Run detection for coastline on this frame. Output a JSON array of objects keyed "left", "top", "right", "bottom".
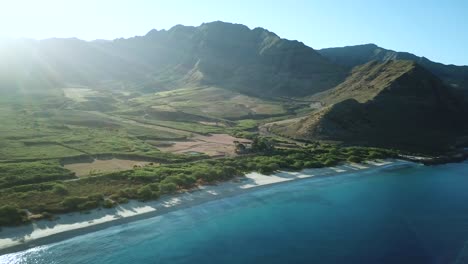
[{"left": 0, "top": 159, "right": 415, "bottom": 255}]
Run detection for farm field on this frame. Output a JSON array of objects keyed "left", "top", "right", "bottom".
[
  {"left": 64, "top": 158, "right": 154, "bottom": 177},
  {"left": 156, "top": 133, "right": 252, "bottom": 157},
  {"left": 0, "top": 85, "right": 309, "bottom": 179}
]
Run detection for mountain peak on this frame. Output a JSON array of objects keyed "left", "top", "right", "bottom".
[
  {"left": 145, "top": 28, "right": 163, "bottom": 37},
  {"left": 0, "top": 21, "right": 346, "bottom": 97},
  {"left": 200, "top": 20, "right": 250, "bottom": 29},
  {"left": 273, "top": 59, "right": 464, "bottom": 151},
  {"left": 318, "top": 43, "right": 468, "bottom": 93},
  {"left": 350, "top": 43, "right": 379, "bottom": 49}
]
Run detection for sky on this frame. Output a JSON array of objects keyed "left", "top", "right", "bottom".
[{"left": 0, "top": 0, "right": 467, "bottom": 65}]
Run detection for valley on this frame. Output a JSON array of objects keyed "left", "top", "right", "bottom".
[{"left": 0, "top": 21, "right": 467, "bottom": 231}]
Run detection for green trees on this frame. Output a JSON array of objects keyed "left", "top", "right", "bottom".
[
  {"left": 234, "top": 141, "right": 247, "bottom": 154},
  {"left": 0, "top": 142, "right": 398, "bottom": 227},
  {"left": 367, "top": 151, "right": 384, "bottom": 160},
  {"left": 292, "top": 161, "right": 304, "bottom": 170},
  {"left": 304, "top": 161, "right": 323, "bottom": 168},
  {"left": 0, "top": 205, "right": 28, "bottom": 226},
  {"left": 102, "top": 199, "right": 116, "bottom": 208},
  {"left": 137, "top": 185, "right": 156, "bottom": 201},
  {"left": 159, "top": 181, "right": 178, "bottom": 194},
  {"left": 257, "top": 162, "right": 279, "bottom": 174},
  {"left": 323, "top": 158, "right": 338, "bottom": 167},
  {"left": 52, "top": 184, "right": 69, "bottom": 195},
  {"left": 347, "top": 155, "right": 362, "bottom": 163},
  {"left": 78, "top": 201, "right": 99, "bottom": 211},
  {"left": 164, "top": 174, "right": 197, "bottom": 189},
  {"left": 62, "top": 196, "right": 87, "bottom": 210},
  {"left": 118, "top": 188, "right": 138, "bottom": 199},
  {"left": 0, "top": 161, "right": 76, "bottom": 189},
  {"left": 251, "top": 137, "right": 275, "bottom": 153},
  {"left": 61, "top": 196, "right": 102, "bottom": 211},
  {"left": 196, "top": 165, "right": 241, "bottom": 181}
]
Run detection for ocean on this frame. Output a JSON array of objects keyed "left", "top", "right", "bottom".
[{"left": 2, "top": 162, "right": 468, "bottom": 264}]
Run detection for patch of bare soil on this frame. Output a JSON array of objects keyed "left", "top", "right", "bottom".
[
  {"left": 64, "top": 158, "right": 153, "bottom": 177},
  {"left": 157, "top": 134, "right": 251, "bottom": 157},
  {"left": 198, "top": 121, "right": 226, "bottom": 127}
]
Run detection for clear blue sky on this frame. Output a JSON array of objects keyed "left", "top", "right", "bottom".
[{"left": 1, "top": 0, "right": 467, "bottom": 65}]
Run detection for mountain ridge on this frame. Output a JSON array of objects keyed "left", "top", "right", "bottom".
[
  {"left": 0, "top": 21, "right": 466, "bottom": 152},
  {"left": 271, "top": 60, "right": 467, "bottom": 151},
  {"left": 0, "top": 21, "right": 347, "bottom": 97},
  {"left": 318, "top": 44, "right": 468, "bottom": 96}
]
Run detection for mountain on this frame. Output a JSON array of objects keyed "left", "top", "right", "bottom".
[
  {"left": 0, "top": 21, "right": 346, "bottom": 97},
  {"left": 1, "top": 22, "right": 466, "bottom": 152},
  {"left": 318, "top": 44, "right": 468, "bottom": 96},
  {"left": 271, "top": 60, "right": 467, "bottom": 152}
]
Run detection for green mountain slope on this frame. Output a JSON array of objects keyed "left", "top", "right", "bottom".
[
  {"left": 0, "top": 21, "right": 346, "bottom": 97},
  {"left": 272, "top": 60, "right": 467, "bottom": 152},
  {"left": 318, "top": 44, "right": 468, "bottom": 97}
]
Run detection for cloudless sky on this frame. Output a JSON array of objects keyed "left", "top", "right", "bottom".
[{"left": 0, "top": 0, "right": 467, "bottom": 65}]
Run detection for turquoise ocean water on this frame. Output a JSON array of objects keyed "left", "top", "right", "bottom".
[{"left": 2, "top": 162, "right": 468, "bottom": 264}]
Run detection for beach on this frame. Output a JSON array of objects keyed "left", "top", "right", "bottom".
[{"left": 0, "top": 159, "right": 413, "bottom": 255}]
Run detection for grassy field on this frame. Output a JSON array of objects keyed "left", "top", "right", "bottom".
[
  {"left": 0, "top": 85, "right": 328, "bottom": 226},
  {"left": 127, "top": 87, "right": 290, "bottom": 120},
  {"left": 0, "top": 84, "right": 314, "bottom": 162}
]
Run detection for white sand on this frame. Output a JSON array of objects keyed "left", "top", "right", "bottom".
[{"left": 0, "top": 159, "right": 413, "bottom": 254}]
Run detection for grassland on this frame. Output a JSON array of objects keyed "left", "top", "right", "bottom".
[
  {"left": 0, "top": 85, "right": 363, "bottom": 226},
  {"left": 128, "top": 87, "right": 289, "bottom": 120},
  {"left": 0, "top": 84, "right": 305, "bottom": 162},
  {"left": 0, "top": 161, "right": 76, "bottom": 189}
]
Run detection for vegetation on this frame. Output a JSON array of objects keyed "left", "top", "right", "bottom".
[
  {"left": 0, "top": 161, "right": 76, "bottom": 189},
  {"left": 273, "top": 60, "right": 467, "bottom": 153},
  {"left": 0, "top": 141, "right": 399, "bottom": 226},
  {"left": 318, "top": 43, "right": 468, "bottom": 96},
  {"left": 52, "top": 183, "right": 69, "bottom": 195},
  {"left": 0, "top": 205, "right": 28, "bottom": 226},
  {"left": 1, "top": 20, "right": 461, "bottom": 230}
]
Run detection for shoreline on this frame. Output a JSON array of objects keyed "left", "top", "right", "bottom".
[{"left": 0, "top": 159, "right": 415, "bottom": 255}]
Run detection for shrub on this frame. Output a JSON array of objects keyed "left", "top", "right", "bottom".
[
  {"left": 137, "top": 185, "right": 154, "bottom": 201},
  {"left": 88, "top": 194, "right": 104, "bottom": 202},
  {"left": 323, "top": 159, "right": 338, "bottom": 167},
  {"left": 109, "top": 194, "right": 130, "bottom": 204},
  {"left": 347, "top": 156, "right": 362, "bottom": 163},
  {"left": 41, "top": 211, "right": 55, "bottom": 220},
  {"left": 119, "top": 188, "right": 138, "bottom": 199},
  {"left": 304, "top": 161, "right": 323, "bottom": 168},
  {"left": 159, "top": 181, "right": 177, "bottom": 194},
  {"left": 103, "top": 199, "right": 116, "bottom": 208},
  {"left": 78, "top": 200, "right": 99, "bottom": 211},
  {"left": 367, "top": 151, "right": 383, "bottom": 160},
  {"left": 148, "top": 183, "right": 160, "bottom": 192},
  {"left": 292, "top": 161, "right": 304, "bottom": 170},
  {"left": 62, "top": 196, "right": 87, "bottom": 210},
  {"left": 174, "top": 174, "right": 197, "bottom": 188},
  {"left": 258, "top": 166, "right": 273, "bottom": 174},
  {"left": 267, "top": 163, "right": 279, "bottom": 172},
  {"left": 117, "top": 197, "right": 129, "bottom": 204},
  {"left": 0, "top": 205, "right": 28, "bottom": 226},
  {"left": 52, "top": 184, "right": 69, "bottom": 195}
]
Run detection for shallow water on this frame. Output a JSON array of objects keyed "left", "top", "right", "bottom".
[{"left": 2, "top": 162, "right": 468, "bottom": 264}]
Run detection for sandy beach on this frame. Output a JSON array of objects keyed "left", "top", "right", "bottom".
[{"left": 0, "top": 159, "right": 415, "bottom": 255}]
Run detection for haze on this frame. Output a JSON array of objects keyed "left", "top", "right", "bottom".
[{"left": 0, "top": 0, "right": 467, "bottom": 65}]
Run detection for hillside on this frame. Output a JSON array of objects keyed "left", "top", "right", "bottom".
[
  {"left": 271, "top": 60, "right": 467, "bottom": 152},
  {"left": 1, "top": 22, "right": 467, "bottom": 155},
  {"left": 0, "top": 21, "right": 346, "bottom": 97},
  {"left": 318, "top": 44, "right": 468, "bottom": 97},
  {"left": 1, "top": 21, "right": 348, "bottom": 165}
]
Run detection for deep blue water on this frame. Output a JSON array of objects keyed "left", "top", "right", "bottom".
[{"left": 2, "top": 162, "right": 468, "bottom": 264}]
